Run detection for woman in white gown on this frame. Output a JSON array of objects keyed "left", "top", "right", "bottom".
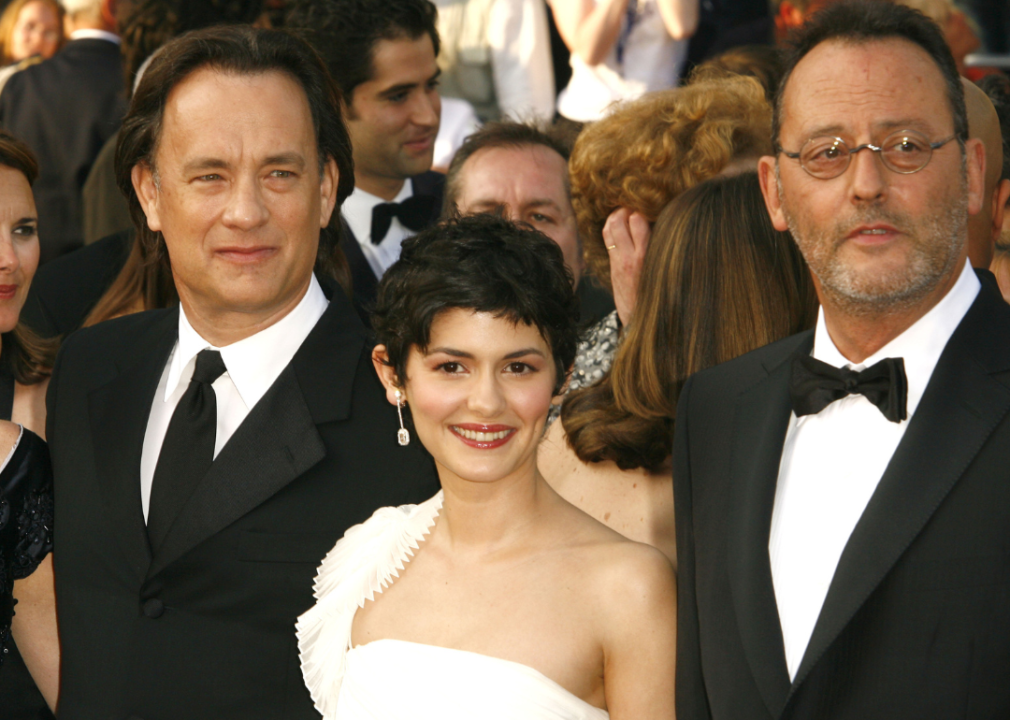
[{"left": 297, "top": 215, "right": 677, "bottom": 719}]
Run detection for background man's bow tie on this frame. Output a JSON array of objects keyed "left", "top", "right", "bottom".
[
  {"left": 370, "top": 194, "right": 437, "bottom": 244},
  {"left": 790, "top": 354, "right": 908, "bottom": 423}
]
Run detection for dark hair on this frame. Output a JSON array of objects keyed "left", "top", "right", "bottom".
[
  {"left": 562, "top": 173, "right": 817, "bottom": 472},
  {"left": 978, "top": 73, "right": 1010, "bottom": 185},
  {"left": 285, "top": 0, "right": 439, "bottom": 102},
  {"left": 120, "top": 0, "right": 266, "bottom": 95},
  {"left": 442, "top": 120, "right": 572, "bottom": 217},
  {"left": 115, "top": 24, "right": 355, "bottom": 282},
  {"left": 772, "top": 0, "right": 968, "bottom": 149},
  {"left": 688, "top": 45, "right": 786, "bottom": 102},
  {"left": 373, "top": 214, "right": 580, "bottom": 395},
  {"left": 0, "top": 130, "right": 56, "bottom": 384}
]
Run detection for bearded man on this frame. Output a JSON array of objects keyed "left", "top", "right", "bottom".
[{"left": 673, "top": 2, "right": 1010, "bottom": 719}]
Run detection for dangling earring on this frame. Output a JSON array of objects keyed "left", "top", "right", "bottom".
[{"left": 395, "top": 389, "right": 410, "bottom": 446}]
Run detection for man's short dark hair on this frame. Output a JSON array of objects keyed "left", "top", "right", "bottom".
[
  {"left": 772, "top": 0, "right": 968, "bottom": 150},
  {"left": 285, "top": 0, "right": 439, "bottom": 103},
  {"left": 978, "top": 73, "right": 1010, "bottom": 184},
  {"left": 115, "top": 24, "right": 355, "bottom": 273},
  {"left": 373, "top": 214, "right": 580, "bottom": 396},
  {"left": 442, "top": 121, "right": 572, "bottom": 217}
]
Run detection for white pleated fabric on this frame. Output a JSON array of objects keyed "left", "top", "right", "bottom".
[{"left": 296, "top": 491, "right": 610, "bottom": 720}]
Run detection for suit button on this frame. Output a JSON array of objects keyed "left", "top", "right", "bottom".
[{"left": 142, "top": 599, "right": 164, "bottom": 618}]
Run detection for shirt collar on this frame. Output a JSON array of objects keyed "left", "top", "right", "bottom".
[
  {"left": 69, "top": 29, "right": 121, "bottom": 44},
  {"left": 813, "top": 260, "right": 980, "bottom": 417},
  {"left": 342, "top": 180, "right": 412, "bottom": 245},
  {"left": 165, "top": 275, "right": 329, "bottom": 409}
]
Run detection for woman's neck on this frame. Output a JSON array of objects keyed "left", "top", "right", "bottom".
[{"left": 433, "top": 460, "right": 554, "bottom": 556}]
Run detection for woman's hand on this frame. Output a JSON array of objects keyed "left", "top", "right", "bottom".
[
  {"left": 11, "top": 553, "right": 59, "bottom": 712},
  {"left": 603, "top": 207, "right": 651, "bottom": 326}
]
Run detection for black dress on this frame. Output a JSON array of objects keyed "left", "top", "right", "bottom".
[{"left": 0, "top": 364, "right": 55, "bottom": 720}]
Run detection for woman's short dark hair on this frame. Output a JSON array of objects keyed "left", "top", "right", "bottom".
[
  {"left": 373, "top": 214, "right": 580, "bottom": 395},
  {"left": 773, "top": 0, "right": 968, "bottom": 149},
  {"left": 115, "top": 24, "right": 355, "bottom": 268}
]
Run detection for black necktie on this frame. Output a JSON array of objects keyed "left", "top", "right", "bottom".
[
  {"left": 370, "top": 194, "right": 437, "bottom": 244},
  {"left": 147, "top": 349, "right": 227, "bottom": 549},
  {"left": 790, "top": 354, "right": 908, "bottom": 423}
]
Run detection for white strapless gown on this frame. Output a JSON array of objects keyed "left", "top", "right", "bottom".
[{"left": 296, "top": 492, "right": 610, "bottom": 720}]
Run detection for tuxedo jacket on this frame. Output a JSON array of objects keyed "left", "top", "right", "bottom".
[
  {"left": 340, "top": 171, "right": 444, "bottom": 325},
  {"left": 673, "top": 271, "right": 1010, "bottom": 720},
  {"left": 0, "top": 38, "right": 126, "bottom": 263},
  {"left": 46, "top": 291, "right": 440, "bottom": 720}
]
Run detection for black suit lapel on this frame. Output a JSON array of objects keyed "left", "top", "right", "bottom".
[
  {"left": 87, "top": 309, "right": 178, "bottom": 580},
  {"left": 791, "top": 276, "right": 1010, "bottom": 691},
  {"left": 727, "top": 334, "right": 811, "bottom": 718},
  {"left": 147, "top": 296, "right": 367, "bottom": 578}
]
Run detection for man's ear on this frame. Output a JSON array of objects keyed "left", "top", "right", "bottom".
[
  {"left": 758, "top": 155, "right": 789, "bottom": 232},
  {"left": 965, "top": 138, "right": 986, "bottom": 217},
  {"left": 992, "top": 178, "right": 1010, "bottom": 243},
  {"left": 371, "top": 345, "right": 402, "bottom": 406},
  {"left": 132, "top": 162, "right": 162, "bottom": 232},
  {"left": 319, "top": 157, "right": 339, "bottom": 228}
]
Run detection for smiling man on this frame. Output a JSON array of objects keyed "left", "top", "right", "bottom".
[
  {"left": 674, "top": 2, "right": 1010, "bottom": 719},
  {"left": 288, "top": 0, "right": 443, "bottom": 320},
  {"left": 45, "top": 26, "right": 437, "bottom": 720}
]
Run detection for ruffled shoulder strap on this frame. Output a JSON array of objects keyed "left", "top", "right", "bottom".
[{"left": 296, "top": 491, "right": 443, "bottom": 719}]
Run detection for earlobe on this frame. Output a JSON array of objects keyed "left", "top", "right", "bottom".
[
  {"left": 758, "top": 156, "right": 789, "bottom": 232},
  {"left": 132, "top": 163, "right": 162, "bottom": 232}
]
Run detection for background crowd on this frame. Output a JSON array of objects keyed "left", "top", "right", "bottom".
[{"left": 0, "top": 0, "right": 1006, "bottom": 718}]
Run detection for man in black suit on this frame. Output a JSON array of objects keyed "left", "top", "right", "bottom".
[
  {"left": 0, "top": 0, "right": 125, "bottom": 263},
  {"left": 287, "top": 0, "right": 444, "bottom": 323},
  {"left": 674, "top": 3, "right": 1010, "bottom": 718},
  {"left": 46, "top": 26, "right": 438, "bottom": 719}
]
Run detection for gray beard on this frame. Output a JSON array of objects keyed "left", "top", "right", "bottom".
[{"left": 779, "top": 176, "right": 968, "bottom": 318}]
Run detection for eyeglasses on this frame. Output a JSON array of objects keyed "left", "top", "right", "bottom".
[{"left": 777, "top": 130, "right": 958, "bottom": 179}]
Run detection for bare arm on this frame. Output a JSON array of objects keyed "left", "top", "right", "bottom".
[
  {"left": 600, "top": 546, "right": 677, "bottom": 718},
  {"left": 656, "top": 0, "right": 699, "bottom": 41},
  {"left": 549, "top": 0, "right": 630, "bottom": 67},
  {"left": 11, "top": 553, "right": 59, "bottom": 711}
]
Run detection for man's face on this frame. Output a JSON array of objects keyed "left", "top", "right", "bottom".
[
  {"left": 759, "top": 39, "right": 984, "bottom": 316},
  {"left": 345, "top": 34, "right": 441, "bottom": 197},
  {"left": 133, "top": 68, "right": 338, "bottom": 328},
  {"left": 455, "top": 144, "right": 582, "bottom": 286}
]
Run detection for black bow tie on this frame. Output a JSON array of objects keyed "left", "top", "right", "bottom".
[
  {"left": 790, "top": 354, "right": 908, "bottom": 423},
  {"left": 370, "top": 194, "right": 437, "bottom": 244}
]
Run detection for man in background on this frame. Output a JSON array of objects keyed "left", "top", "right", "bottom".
[{"left": 288, "top": 0, "right": 443, "bottom": 321}]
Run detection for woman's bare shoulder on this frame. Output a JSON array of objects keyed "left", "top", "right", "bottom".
[{"left": 0, "top": 419, "right": 21, "bottom": 458}]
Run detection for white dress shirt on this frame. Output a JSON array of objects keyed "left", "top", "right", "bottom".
[
  {"left": 139, "top": 276, "right": 328, "bottom": 521},
  {"left": 769, "top": 261, "right": 979, "bottom": 680},
  {"left": 68, "top": 29, "right": 121, "bottom": 44},
  {"left": 342, "top": 182, "right": 414, "bottom": 279}
]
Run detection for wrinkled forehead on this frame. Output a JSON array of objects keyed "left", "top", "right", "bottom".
[
  {"left": 780, "top": 38, "right": 955, "bottom": 142},
  {"left": 462, "top": 144, "right": 572, "bottom": 205}
]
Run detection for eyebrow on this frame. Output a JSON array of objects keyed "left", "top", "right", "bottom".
[
  {"left": 379, "top": 68, "right": 441, "bottom": 98},
  {"left": 181, "top": 153, "right": 307, "bottom": 175},
  {"left": 427, "top": 346, "right": 547, "bottom": 360},
  {"left": 802, "top": 118, "right": 939, "bottom": 139},
  {"left": 469, "top": 198, "right": 562, "bottom": 212},
  {"left": 15, "top": 216, "right": 37, "bottom": 224}
]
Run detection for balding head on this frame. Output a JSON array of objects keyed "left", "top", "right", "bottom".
[{"left": 964, "top": 78, "right": 1010, "bottom": 268}]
